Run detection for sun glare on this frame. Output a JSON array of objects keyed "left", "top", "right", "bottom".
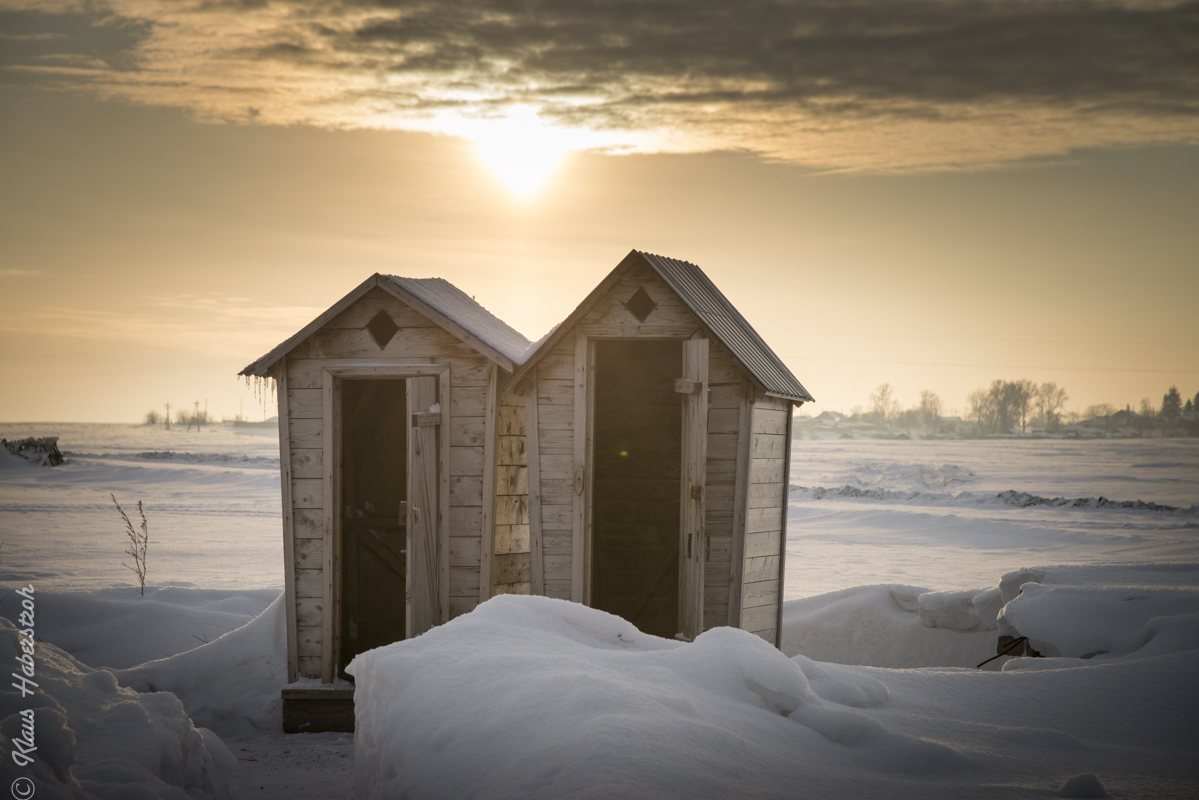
[{"left": 471, "top": 106, "right": 570, "bottom": 199}]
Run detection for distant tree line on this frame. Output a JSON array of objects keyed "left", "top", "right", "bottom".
[
  {"left": 967, "top": 380, "right": 1068, "bottom": 434},
  {"left": 964, "top": 381, "right": 1196, "bottom": 436},
  {"left": 839, "top": 382, "right": 1197, "bottom": 438},
  {"left": 142, "top": 401, "right": 212, "bottom": 431}
]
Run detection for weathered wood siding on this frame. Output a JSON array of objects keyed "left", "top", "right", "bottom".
[
  {"left": 535, "top": 337, "right": 576, "bottom": 600},
  {"left": 739, "top": 393, "right": 790, "bottom": 643},
  {"left": 282, "top": 287, "right": 494, "bottom": 679},
  {"left": 702, "top": 343, "right": 745, "bottom": 632},
  {"left": 492, "top": 381, "right": 531, "bottom": 595}
]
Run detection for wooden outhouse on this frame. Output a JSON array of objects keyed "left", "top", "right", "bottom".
[
  {"left": 240, "top": 274, "right": 537, "bottom": 730},
  {"left": 507, "top": 250, "right": 813, "bottom": 645},
  {"left": 243, "top": 252, "right": 811, "bottom": 731}
]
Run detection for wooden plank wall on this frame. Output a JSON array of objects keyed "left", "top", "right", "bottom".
[
  {"left": 282, "top": 287, "right": 494, "bottom": 679},
  {"left": 739, "top": 394, "right": 790, "bottom": 642},
  {"left": 492, "top": 382, "right": 531, "bottom": 595},
  {"left": 702, "top": 341, "right": 745, "bottom": 631},
  {"left": 535, "top": 338, "right": 576, "bottom": 600}
]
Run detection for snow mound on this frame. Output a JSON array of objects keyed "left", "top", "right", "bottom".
[
  {"left": 0, "top": 616, "right": 234, "bottom": 799},
  {"left": 780, "top": 585, "right": 999, "bottom": 668},
  {"left": 348, "top": 595, "right": 969, "bottom": 800},
  {"left": 997, "top": 564, "right": 1199, "bottom": 667},
  {"left": 0, "top": 587, "right": 279, "bottom": 669},
  {"left": 114, "top": 592, "right": 287, "bottom": 737}
]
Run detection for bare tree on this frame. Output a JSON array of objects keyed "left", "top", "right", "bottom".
[
  {"left": 1012, "top": 379, "right": 1035, "bottom": 433},
  {"left": 869, "top": 383, "right": 900, "bottom": 432},
  {"left": 1034, "top": 383, "right": 1069, "bottom": 431},
  {"left": 1139, "top": 398, "right": 1157, "bottom": 417},
  {"left": 918, "top": 390, "right": 943, "bottom": 433}
]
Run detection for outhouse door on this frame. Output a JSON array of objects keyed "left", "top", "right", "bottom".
[
  {"left": 588, "top": 336, "right": 709, "bottom": 641},
  {"left": 677, "top": 337, "right": 709, "bottom": 640},
  {"left": 406, "top": 375, "right": 441, "bottom": 638}
]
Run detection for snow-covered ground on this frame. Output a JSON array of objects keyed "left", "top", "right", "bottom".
[
  {"left": 786, "top": 438, "right": 1198, "bottom": 597},
  {"left": 1, "top": 424, "right": 1197, "bottom": 798},
  {"left": 0, "top": 423, "right": 283, "bottom": 591}
]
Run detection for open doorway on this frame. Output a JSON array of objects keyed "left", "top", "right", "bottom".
[
  {"left": 338, "top": 379, "right": 407, "bottom": 680},
  {"left": 590, "top": 340, "right": 682, "bottom": 638}
]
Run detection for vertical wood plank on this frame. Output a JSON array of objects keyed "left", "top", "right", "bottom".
[
  {"left": 440, "top": 368, "right": 452, "bottom": 623},
  {"left": 571, "top": 330, "right": 588, "bottom": 604},
  {"left": 320, "top": 368, "right": 336, "bottom": 683},
  {"left": 277, "top": 365, "right": 299, "bottom": 683},
  {"left": 727, "top": 379, "right": 754, "bottom": 628},
  {"left": 408, "top": 375, "right": 442, "bottom": 636},
  {"left": 480, "top": 363, "right": 498, "bottom": 602},
  {"left": 775, "top": 405, "right": 794, "bottom": 649},
  {"left": 525, "top": 371, "right": 544, "bottom": 595},
  {"left": 679, "top": 337, "right": 709, "bottom": 640}
]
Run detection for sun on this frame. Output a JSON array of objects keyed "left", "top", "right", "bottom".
[{"left": 471, "top": 106, "right": 570, "bottom": 199}]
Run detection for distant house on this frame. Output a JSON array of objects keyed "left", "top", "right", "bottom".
[{"left": 241, "top": 250, "right": 813, "bottom": 732}]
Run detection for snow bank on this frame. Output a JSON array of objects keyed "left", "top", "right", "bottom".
[
  {"left": 348, "top": 595, "right": 969, "bottom": 800},
  {"left": 996, "top": 563, "right": 1199, "bottom": 668},
  {"left": 0, "top": 587, "right": 279, "bottom": 669},
  {"left": 780, "top": 585, "right": 999, "bottom": 668},
  {"left": 0, "top": 616, "right": 234, "bottom": 799},
  {"left": 115, "top": 592, "right": 287, "bottom": 737}
]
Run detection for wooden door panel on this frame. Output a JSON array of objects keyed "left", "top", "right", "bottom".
[
  {"left": 407, "top": 376, "right": 441, "bottom": 637},
  {"left": 678, "top": 338, "right": 709, "bottom": 640}
]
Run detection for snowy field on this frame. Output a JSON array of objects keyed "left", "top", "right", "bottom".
[{"left": 1, "top": 424, "right": 1197, "bottom": 798}]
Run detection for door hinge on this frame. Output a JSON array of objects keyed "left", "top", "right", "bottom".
[{"left": 413, "top": 411, "right": 441, "bottom": 427}]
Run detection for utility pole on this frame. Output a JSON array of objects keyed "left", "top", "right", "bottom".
[
  {"left": 193, "top": 400, "right": 201, "bottom": 432},
  {"left": 164, "top": 403, "right": 171, "bottom": 431}
]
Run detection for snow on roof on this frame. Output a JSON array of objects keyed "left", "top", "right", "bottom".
[
  {"left": 240, "top": 274, "right": 534, "bottom": 377},
  {"left": 383, "top": 276, "right": 533, "bottom": 366}
]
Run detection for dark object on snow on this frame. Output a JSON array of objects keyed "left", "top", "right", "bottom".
[
  {"left": 1056, "top": 773, "right": 1112, "bottom": 798},
  {"left": 2, "top": 436, "right": 64, "bottom": 466},
  {"left": 977, "top": 636, "right": 1043, "bottom": 668}
]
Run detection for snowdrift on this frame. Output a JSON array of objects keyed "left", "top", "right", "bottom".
[
  {"left": 0, "top": 615, "right": 234, "bottom": 799},
  {"left": 0, "top": 587, "right": 279, "bottom": 670},
  {"left": 780, "top": 584, "right": 1000, "bottom": 667},
  {"left": 348, "top": 593, "right": 1199, "bottom": 799},
  {"left": 997, "top": 563, "right": 1199, "bottom": 668},
  {"left": 114, "top": 592, "right": 288, "bottom": 737},
  {"left": 348, "top": 595, "right": 971, "bottom": 799}
]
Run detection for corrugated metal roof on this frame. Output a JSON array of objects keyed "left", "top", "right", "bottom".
[{"left": 637, "top": 251, "right": 813, "bottom": 403}]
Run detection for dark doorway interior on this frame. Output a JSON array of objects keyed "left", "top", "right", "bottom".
[
  {"left": 591, "top": 340, "right": 682, "bottom": 638},
  {"left": 339, "top": 379, "right": 407, "bottom": 679}
]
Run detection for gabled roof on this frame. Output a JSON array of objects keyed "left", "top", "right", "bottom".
[
  {"left": 239, "top": 274, "right": 533, "bottom": 377},
  {"left": 509, "top": 250, "right": 813, "bottom": 404}
]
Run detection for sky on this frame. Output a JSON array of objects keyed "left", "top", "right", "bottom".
[{"left": 1, "top": 0, "right": 1197, "bottom": 423}]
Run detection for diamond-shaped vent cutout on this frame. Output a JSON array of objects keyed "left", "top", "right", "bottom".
[
  {"left": 366, "top": 310, "right": 399, "bottom": 349},
  {"left": 624, "top": 286, "right": 657, "bottom": 323}
]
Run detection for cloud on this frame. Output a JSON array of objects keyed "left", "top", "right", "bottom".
[
  {"left": 0, "top": 269, "right": 42, "bottom": 277},
  {"left": 2, "top": 0, "right": 1196, "bottom": 170},
  {"left": 0, "top": 293, "right": 322, "bottom": 357}
]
